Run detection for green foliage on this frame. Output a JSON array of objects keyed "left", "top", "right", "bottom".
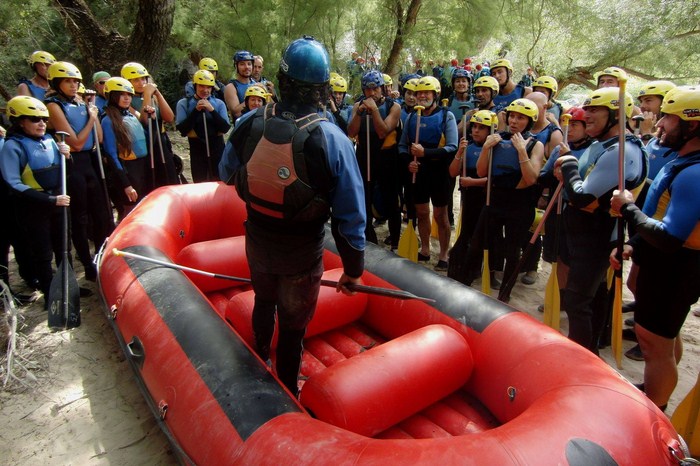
[{"left": 1, "top": 0, "right": 699, "bottom": 106}]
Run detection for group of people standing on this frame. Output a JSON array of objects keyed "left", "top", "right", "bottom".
[
  {"left": 315, "top": 60, "right": 700, "bottom": 414},
  {"left": 2, "top": 43, "right": 698, "bottom": 411},
  {"left": 1, "top": 51, "right": 181, "bottom": 309}
]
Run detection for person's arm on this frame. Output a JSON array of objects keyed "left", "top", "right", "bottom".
[
  {"left": 324, "top": 124, "right": 365, "bottom": 279},
  {"left": 224, "top": 82, "right": 245, "bottom": 119},
  {"left": 47, "top": 102, "right": 99, "bottom": 152},
  {"left": 476, "top": 133, "right": 501, "bottom": 178},
  {"left": 219, "top": 111, "right": 256, "bottom": 182},
  {"left": 514, "top": 136, "right": 543, "bottom": 188},
  {"left": 619, "top": 167, "right": 700, "bottom": 252},
  {"left": 211, "top": 99, "right": 232, "bottom": 134},
  {"left": 142, "top": 82, "right": 174, "bottom": 123},
  {"left": 175, "top": 98, "right": 196, "bottom": 136},
  {"left": 16, "top": 83, "right": 31, "bottom": 96},
  {"left": 346, "top": 102, "right": 362, "bottom": 139}
]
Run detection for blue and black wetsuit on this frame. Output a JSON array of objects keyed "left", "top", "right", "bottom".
[
  {"left": 0, "top": 132, "right": 64, "bottom": 299},
  {"left": 622, "top": 151, "right": 700, "bottom": 339},
  {"left": 559, "top": 135, "right": 647, "bottom": 352}
]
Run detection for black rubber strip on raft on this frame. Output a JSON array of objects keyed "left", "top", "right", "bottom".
[
  {"left": 324, "top": 231, "right": 515, "bottom": 333},
  {"left": 122, "top": 245, "right": 302, "bottom": 441}
]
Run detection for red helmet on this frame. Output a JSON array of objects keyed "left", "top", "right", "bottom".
[
  {"left": 464, "top": 58, "right": 472, "bottom": 65},
  {"left": 451, "top": 59, "right": 458, "bottom": 66},
  {"left": 465, "top": 65, "right": 472, "bottom": 72},
  {"left": 565, "top": 106, "right": 586, "bottom": 123},
  {"left": 476, "top": 64, "right": 483, "bottom": 71}
]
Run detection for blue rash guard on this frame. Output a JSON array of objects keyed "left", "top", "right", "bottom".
[{"left": 0, "top": 133, "right": 62, "bottom": 204}]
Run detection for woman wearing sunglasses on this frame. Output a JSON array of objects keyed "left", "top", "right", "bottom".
[{"left": 0, "top": 96, "right": 71, "bottom": 309}]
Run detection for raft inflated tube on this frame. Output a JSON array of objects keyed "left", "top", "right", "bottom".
[
  {"left": 225, "top": 268, "right": 368, "bottom": 348},
  {"left": 300, "top": 324, "right": 473, "bottom": 437}
]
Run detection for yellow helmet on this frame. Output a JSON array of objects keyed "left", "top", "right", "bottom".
[
  {"left": 470, "top": 110, "right": 498, "bottom": 128},
  {"left": 533, "top": 76, "right": 558, "bottom": 99},
  {"left": 582, "top": 87, "right": 634, "bottom": 118},
  {"left": 491, "top": 58, "right": 513, "bottom": 73},
  {"left": 48, "top": 61, "right": 82, "bottom": 82},
  {"left": 78, "top": 83, "right": 86, "bottom": 94},
  {"left": 6, "top": 95, "right": 49, "bottom": 120},
  {"left": 330, "top": 76, "right": 347, "bottom": 93},
  {"left": 415, "top": 76, "right": 441, "bottom": 95},
  {"left": 244, "top": 85, "right": 267, "bottom": 102},
  {"left": 638, "top": 80, "right": 676, "bottom": 100},
  {"left": 595, "top": 66, "right": 628, "bottom": 85},
  {"left": 383, "top": 74, "right": 393, "bottom": 86},
  {"left": 474, "top": 76, "right": 499, "bottom": 93},
  {"left": 330, "top": 72, "right": 341, "bottom": 81},
  {"left": 660, "top": 86, "right": 700, "bottom": 121},
  {"left": 198, "top": 57, "right": 218, "bottom": 71},
  {"left": 104, "top": 77, "right": 135, "bottom": 96},
  {"left": 29, "top": 50, "right": 55, "bottom": 66},
  {"left": 403, "top": 78, "right": 420, "bottom": 92},
  {"left": 193, "top": 69, "right": 216, "bottom": 87},
  {"left": 506, "top": 98, "right": 539, "bottom": 121},
  {"left": 121, "top": 62, "right": 150, "bottom": 80}
]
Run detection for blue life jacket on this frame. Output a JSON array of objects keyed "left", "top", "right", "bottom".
[
  {"left": 45, "top": 96, "right": 95, "bottom": 150},
  {"left": 18, "top": 78, "right": 48, "bottom": 101},
  {"left": 646, "top": 137, "right": 678, "bottom": 180},
  {"left": 10, "top": 133, "right": 61, "bottom": 192},
  {"left": 493, "top": 83, "right": 526, "bottom": 114}
]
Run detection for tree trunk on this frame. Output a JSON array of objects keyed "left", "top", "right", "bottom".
[
  {"left": 52, "top": 0, "right": 175, "bottom": 74},
  {"left": 383, "top": 0, "right": 422, "bottom": 77}
]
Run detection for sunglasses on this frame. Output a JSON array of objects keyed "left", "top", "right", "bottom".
[
  {"left": 97, "top": 81, "right": 107, "bottom": 85},
  {"left": 27, "top": 116, "right": 49, "bottom": 123}
]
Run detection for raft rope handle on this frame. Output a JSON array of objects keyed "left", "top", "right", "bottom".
[
  {"left": 671, "top": 446, "right": 700, "bottom": 465},
  {"left": 507, "top": 386, "right": 517, "bottom": 402}
]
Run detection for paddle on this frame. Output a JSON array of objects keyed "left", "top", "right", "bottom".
[
  {"left": 203, "top": 111, "right": 212, "bottom": 181},
  {"left": 447, "top": 107, "right": 470, "bottom": 282},
  {"left": 672, "top": 372, "right": 700, "bottom": 456},
  {"left": 481, "top": 122, "right": 497, "bottom": 294},
  {"left": 499, "top": 182, "right": 563, "bottom": 303},
  {"left": 93, "top": 122, "right": 115, "bottom": 231},
  {"left": 147, "top": 116, "right": 156, "bottom": 190},
  {"left": 397, "top": 105, "right": 424, "bottom": 263},
  {"left": 47, "top": 131, "right": 81, "bottom": 330},
  {"left": 152, "top": 102, "right": 169, "bottom": 185},
  {"left": 611, "top": 79, "right": 628, "bottom": 369},
  {"left": 112, "top": 248, "right": 435, "bottom": 303},
  {"left": 543, "top": 113, "right": 571, "bottom": 330}
]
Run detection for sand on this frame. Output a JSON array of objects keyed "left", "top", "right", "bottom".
[{"left": 1, "top": 135, "right": 698, "bottom": 465}]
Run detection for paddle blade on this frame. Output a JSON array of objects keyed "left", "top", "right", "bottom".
[
  {"left": 47, "top": 259, "right": 81, "bottom": 330},
  {"left": 543, "top": 263, "right": 560, "bottom": 330},
  {"left": 672, "top": 373, "right": 700, "bottom": 456},
  {"left": 397, "top": 220, "right": 418, "bottom": 263},
  {"left": 430, "top": 217, "right": 438, "bottom": 239},
  {"left": 454, "top": 213, "right": 462, "bottom": 240},
  {"left": 481, "top": 250, "right": 490, "bottom": 294},
  {"left": 611, "top": 275, "right": 623, "bottom": 369}
]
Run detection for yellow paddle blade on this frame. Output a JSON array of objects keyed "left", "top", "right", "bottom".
[
  {"left": 431, "top": 217, "right": 438, "bottom": 239},
  {"left": 543, "top": 263, "right": 560, "bottom": 331},
  {"left": 611, "top": 276, "right": 624, "bottom": 369},
  {"left": 606, "top": 265, "right": 614, "bottom": 290},
  {"left": 397, "top": 220, "right": 419, "bottom": 262},
  {"left": 455, "top": 210, "right": 462, "bottom": 240},
  {"left": 672, "top": 373, "right": 700, "bottom": 456},
  {"left": 481, "top": 250, "right": 490, "bottom": 294}
]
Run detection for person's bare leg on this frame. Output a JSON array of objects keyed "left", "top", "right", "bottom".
[{"left": 637, "top": 324, "right": 676, "bottom": 408}]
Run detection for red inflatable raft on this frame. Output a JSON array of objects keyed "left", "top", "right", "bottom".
[{"left": 97, "top": 182, "right": 687, "bottom": 465}]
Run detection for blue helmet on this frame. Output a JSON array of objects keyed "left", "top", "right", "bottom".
[
  {"left": 361, "top": 70, "right": 385, "bottom": 90},
  {"left": 279, "top": 36, "right": 330, "bottom": 84},
  {"left": 233, "top": 50, "right": 254, "bottom": 65},
  {"left": 451, "top": 67, "right": 472, "bottom": 86}
]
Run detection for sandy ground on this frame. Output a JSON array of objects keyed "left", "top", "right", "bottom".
[{"left": 1, "top": 133, "right": 699, "bottom": 465}]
